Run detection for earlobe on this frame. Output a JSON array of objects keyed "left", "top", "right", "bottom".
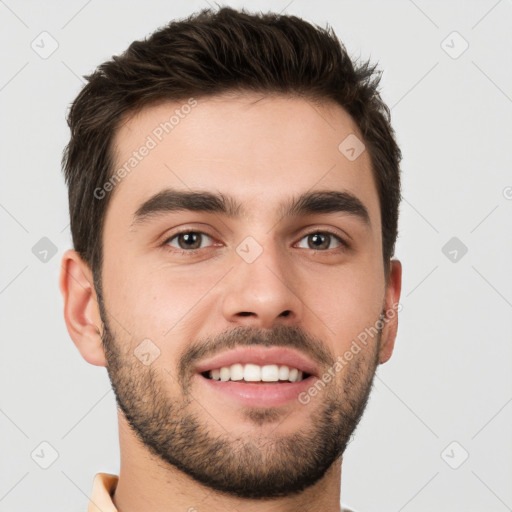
[
  {"left": 59, "top": 249, "right": 107, "bottom": 367},
  {"left": 378, "top": 259, "right": 402, "bottom": 365}
]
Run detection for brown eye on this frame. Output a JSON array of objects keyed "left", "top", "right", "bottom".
[
  {"left": 296, "top": 231, "right": 346, "bottom": 251},
  {"left": 165, "top": 231, "right": 213, "bottom": 251}
]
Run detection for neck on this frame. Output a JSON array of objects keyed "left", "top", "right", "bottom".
[{"left": 112, "top": 415, "right": 344, "bottom": 512}]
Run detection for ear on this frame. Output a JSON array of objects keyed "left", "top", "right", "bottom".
[
  {"left": 378, "top": 259, "right": 402, "bottom": 365},
  {"left": 59, "top": 249, "right": 107, "bottom": 367}
]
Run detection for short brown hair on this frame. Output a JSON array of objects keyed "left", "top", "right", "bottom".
[{"left": 62, "top": 6, "right": 401, "bottom": 287}]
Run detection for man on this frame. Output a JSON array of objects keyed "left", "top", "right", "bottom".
[{"left": 59, "top": 6, "right": 402, "bottom": 512}]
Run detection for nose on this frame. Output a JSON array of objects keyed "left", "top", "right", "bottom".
[{"left": 221, "top": 238, "right": 304, "bottom": 330}]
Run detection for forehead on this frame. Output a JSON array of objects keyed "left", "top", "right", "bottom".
[{"left": 107, "top": 93, "right": 380, "bottom": 228}]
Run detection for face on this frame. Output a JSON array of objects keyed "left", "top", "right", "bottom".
[{"left": 96, "top": 92, "right": 400, "bottom": 498}]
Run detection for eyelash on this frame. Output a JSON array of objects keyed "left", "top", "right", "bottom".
[{"left": 161, "top": 228, "right": 349, "bottom": 256}]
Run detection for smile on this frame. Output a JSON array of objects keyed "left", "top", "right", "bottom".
[{"left": 202, "top": 363, "right": 309, "bottom": 383}]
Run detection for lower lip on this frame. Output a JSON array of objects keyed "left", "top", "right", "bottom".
[{"left": 197, "top": 374, "right": 316, "bottom": 408}]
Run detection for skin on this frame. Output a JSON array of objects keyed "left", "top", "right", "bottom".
[{"left": 60, "top": 92, "right": 402, "bottom": 512}]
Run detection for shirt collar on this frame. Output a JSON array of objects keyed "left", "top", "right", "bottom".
[
  {"left": 87, "top": 471, "right": 357, "bottom": 512},
  {"left": 88, "top": 473, "right": 119, "bottom": 512}
]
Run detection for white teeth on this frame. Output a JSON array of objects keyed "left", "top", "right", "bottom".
[
  {"left": 230, "top": 363, "right": 244, "bottom": 381},
  {"left": 207, "top": 363, "right": 306, "bottom": 383},
  {"left": 220, "top": 367, "right": 230, "bottom": 382},
  {"left": 261, "top": 364, "right": 279, "bottom": 382},
  {"left": 278, "top": 365, "right": 289, "bottom": 380},
  {"left": 244, "top": 363, "right": 261, "bottom": 382}
]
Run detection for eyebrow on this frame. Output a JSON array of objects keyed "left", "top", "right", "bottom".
[{"left": 131, "top": 188, "right": 371, "bottom": 228}]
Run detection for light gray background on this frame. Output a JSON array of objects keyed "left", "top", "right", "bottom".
[{"left": 1, "top": 0, "right": 511, "bottom": 511}]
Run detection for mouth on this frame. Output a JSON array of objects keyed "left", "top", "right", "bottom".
[
  {"left": 200, "top": 363, "right": 311, "bottom": 383},
  {"left": 194, "top": 347, "right": 319, "bottom": 407}
]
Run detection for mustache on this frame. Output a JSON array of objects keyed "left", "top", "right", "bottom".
[{"left": 178, "top": 323, "right": 335, "bottom": 385}]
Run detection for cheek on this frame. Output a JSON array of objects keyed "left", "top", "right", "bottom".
[
  {"left": 141, "top": 269, "right": 221, "bottom": 330},
  {"left": 102, "top": 263, "right": 221, "bottom": 367},
  {"left": 296, "top": 263, "right": 384, "bottom": 349}
]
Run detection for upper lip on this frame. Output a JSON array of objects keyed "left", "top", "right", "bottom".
[{"left": 194, "top": 346, "right": 319, "bottom": 377}]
